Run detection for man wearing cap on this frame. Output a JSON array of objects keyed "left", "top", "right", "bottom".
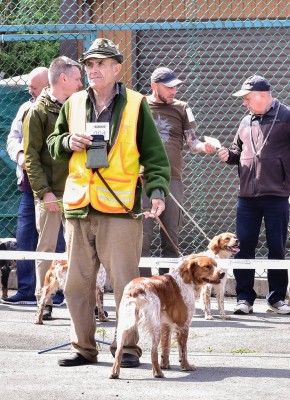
[
  {"left": 218, "top": 75, "right": 290, "bottom": 315},
  {"left": 141, "top": 67, "right": 216, "bottom": 276},
  {"left": 47, "top": 39, "right": 170, "bottom": 368}
]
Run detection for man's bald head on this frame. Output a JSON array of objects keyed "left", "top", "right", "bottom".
[{"left": 28, "top": 67, "right": 49, "bottom": 100}]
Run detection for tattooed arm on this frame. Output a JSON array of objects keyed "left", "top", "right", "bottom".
[{"left": 185, "top": 129, "right": 216, "bottom": 154}]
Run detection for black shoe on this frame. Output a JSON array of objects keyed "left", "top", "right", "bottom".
[
  {"left": 42, "top": 305, "right": 53, "bottom": 320},
  {"left": 58, "top": 353, "right": 95, "bottom": 367},
  {"left": 120, "top": 353, "right": 140, "bottom": 368}
]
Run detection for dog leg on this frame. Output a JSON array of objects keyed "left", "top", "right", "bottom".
[
  {"left": 110, "top": 338, "right": 126, "bottom": 379},
  {"left": 160, "top": 323, "right": 171, "bottom": 370},
  {"left": 1, "top": 264, "right": 11, "bottom": 300},
  {"left": 176, "top": 327, "right": 197, "bottom": 371},
  {"left": 151, "top": 327, "right": 164, "bottom": 378},
  {"left": 109, "top": 298, "right": 136, "bottom": 379},
  {"left": 215, "top": 276, "right": 231, "bottom": 320},
  {"left": 35, "top": 286, "right": 51, "bottom": 325},
  {"left": 35, "top": 278, "right": 57, "bottom": 325},
  {"left": 96, "top": 287, "right": 108, "bottom": 322},
  {"left": 201, "top": 285, "right": 214, "bottom": 320}
]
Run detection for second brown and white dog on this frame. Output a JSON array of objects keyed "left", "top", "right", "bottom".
[
  {"left": 195, "top": 232, "right": 239, "bottom": 320},
  {"left": 35, "top": 261, "right": 108, "bottom": 324},
  {"left": 109, "top": 255, "right": 225, "bottom": 379}
]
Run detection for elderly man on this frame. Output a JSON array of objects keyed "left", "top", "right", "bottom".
[
  {"left": 23, "top": 56, "right": 83, "bottom": 320},
  {"left": 218, "top": 75, "right": 290, "bottom": 315},
  {"left": 47, "top": 38, "right": 170, "bottom": 368},
  {"left": 4, "top": 67, "right": 49, "bottom": 305}
]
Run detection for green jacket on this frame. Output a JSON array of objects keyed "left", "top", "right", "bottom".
[
  {"left": 47, "top": 83, "right": 170, "bottom": 219},
  {"left": 23, "top": 87, "right": 69, "bottom": 199}
]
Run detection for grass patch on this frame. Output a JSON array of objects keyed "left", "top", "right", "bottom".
[{"left": 231, "top": 348, "right": 256, "bottom": 354}]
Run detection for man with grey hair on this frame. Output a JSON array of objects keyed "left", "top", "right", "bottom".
[
  {"left": 218, "top": 75, "right": 290, "bottom": 315},
  {"left": 23, "top": 56, "right": 82, "bottom": 320}
]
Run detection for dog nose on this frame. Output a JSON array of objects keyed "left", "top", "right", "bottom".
[{"left": 219, "top": 272, "right": 226, "bottom": 279}]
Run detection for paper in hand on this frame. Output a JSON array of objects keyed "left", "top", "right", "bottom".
[{"left": 204, "top": 136, "right": 222, "bottom": 149}]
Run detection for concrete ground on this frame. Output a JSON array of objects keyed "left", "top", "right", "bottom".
[{"left": 1, "top": 290, "right": 290, "bottom": 400}]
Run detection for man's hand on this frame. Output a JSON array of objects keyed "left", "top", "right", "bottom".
[
  {"left": 202, "top": 142, "right": 216, "bottom": 154},
  {"left": 218, "top": 147, "right": 229, "bottom": 162},
  {"left": 144, "top": 199, "right": 165, "bottom": 219},
  {"left": 42, "top": 192, "right": 61, "bottom": 212},
  {"left": 69, "top": 133, "right": 93, "bottom": 152},
  {"left": 17, "top": 151, "right": 26, "bottom": 169}
]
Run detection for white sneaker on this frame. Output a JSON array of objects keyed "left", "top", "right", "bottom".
[
  {"left": 267, "top": 301, "right": 290, "bottom": 315},
  {"left": 233, "top": 300, "right": 253, "bottom": 315}
]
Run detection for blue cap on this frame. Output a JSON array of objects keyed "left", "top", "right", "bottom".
[{"left": 233, "top": 75, "right": 271, "bottom": 97}]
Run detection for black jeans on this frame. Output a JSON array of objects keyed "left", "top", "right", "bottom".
[{"left": 234, "top": 196, "right": 289, "bottom": 305}]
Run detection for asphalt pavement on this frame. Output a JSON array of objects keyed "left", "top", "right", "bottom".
[{"left": 1, "top": 290, "right": 290, "bottom": 400}]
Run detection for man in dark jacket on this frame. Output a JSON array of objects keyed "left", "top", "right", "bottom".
[{"left": 218, "top": 75, "right": 290, "bottom": 315}]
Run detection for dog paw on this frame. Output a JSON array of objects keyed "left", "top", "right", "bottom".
[
  {"left": 109, "top": 373, "right": 119, "bottom": 379},
  {"left": 220, "top": 314, "right": 231, "bottom": 320},
  {"left": 98, "top": 314, "right": 109, "bottom": 322},
  {"left": 154, "top": 371, "right": 165, "bottom": 378},
  {"left": 181, "top": 363, "right": 197, "bottom": 371},
  {"left": 205, "top": 315, "right": 214, "bottom": 320}
]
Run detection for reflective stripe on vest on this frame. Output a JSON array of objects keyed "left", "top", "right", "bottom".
[{"left": 63, "top": 88, "right": 143, "bottom": 213}]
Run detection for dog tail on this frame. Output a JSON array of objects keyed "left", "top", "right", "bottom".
[{"left": 118, "top": 292, "right": 160, "bottom": 336}]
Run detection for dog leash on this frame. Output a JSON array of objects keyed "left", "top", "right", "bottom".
[
  {"left": 169, "top": 192, "right": 210, "bottom": 242},
  {"left": 96, "top": 171, "right": 187, "bottom": 256},
  {"left": 155, "top": 215, "right": 183, "bottom": 257},
  {"left": 96, "top": 169, "right": 137, "bottom": 219}
]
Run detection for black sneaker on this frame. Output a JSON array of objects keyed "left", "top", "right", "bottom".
[{"left": 42, "top": 305, "right": 53, "bottom": 320}]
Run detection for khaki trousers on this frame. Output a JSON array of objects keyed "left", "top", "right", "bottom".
[
  {"left": 34, "top": 199, "right": 64, "bottom": 305},
  {"left": 64, "top": 214, "right": 143, "bottom": 362}
]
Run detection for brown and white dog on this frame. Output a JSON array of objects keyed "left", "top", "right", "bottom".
[
  {"left": 35, "top": 261, "right": 108, "bottom": 324},
  {"left": 195, "top": 232, "right": 239, "bottom": 320},
  {"left": 109, "top": 255, "right": 225, "bottom": 379}
]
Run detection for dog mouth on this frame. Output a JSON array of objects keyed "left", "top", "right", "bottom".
[
  {"left": 203, "top": 271, "right": 225, "bottom": 284},
  {"left": 203, "top": 277, "right": 221, "bottom": 284},
  {"left": 224, "top": 245, "right": 239, "bottom": 253}
]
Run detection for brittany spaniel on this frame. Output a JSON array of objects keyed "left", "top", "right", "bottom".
[
  {"left": 109, "top": 255, "right": 224, "bottom": 379},
  {"left": 196, "top": 232, "right": 239, "bottom": 320},
  {"left": 35, "top": 261, "right": 108, "bottom": 324}
]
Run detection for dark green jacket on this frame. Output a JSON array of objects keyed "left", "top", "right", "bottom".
[
  {"left": 47, "top": 83, "right": 170, "bottom": 219},
  {"left": 23, "top": 87, "right": 69, "bottom": 199}
]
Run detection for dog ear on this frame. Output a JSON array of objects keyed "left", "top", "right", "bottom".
[
  {"left": 208, "top": 235, "right": 220, "bottom": 255},
  {"left": 179, "top": 257, "right": 198, "bottom": 284}
]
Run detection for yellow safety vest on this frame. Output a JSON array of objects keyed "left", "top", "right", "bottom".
[{"left": 63, "top": 88, "right": 143, "bottom": 213}]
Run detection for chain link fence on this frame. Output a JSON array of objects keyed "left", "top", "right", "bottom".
[{"left": 1, "top": 1, "right": 290, "bottom": 266}]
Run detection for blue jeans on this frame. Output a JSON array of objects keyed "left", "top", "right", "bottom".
[
  {"left": 234, "top": 196, "right": 289, "bottom": 305},
  {"left": 16, "top": 192, "right": 65, "bottom": 299},
  {"left": 16, "top": 192, "right": 38, "bottom": 298}
]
